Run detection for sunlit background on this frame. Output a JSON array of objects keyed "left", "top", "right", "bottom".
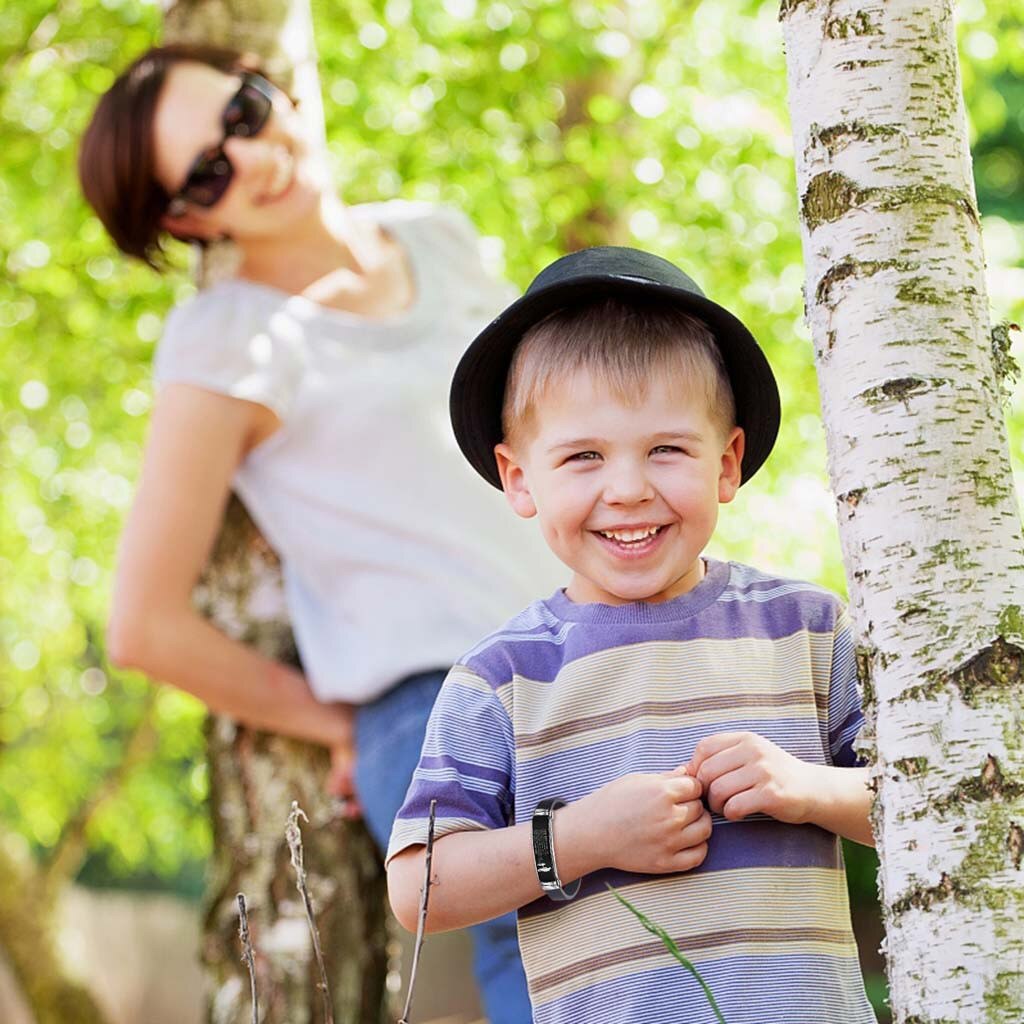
[{"left": 1, "top": 1, "right": 1022, "bottom": 1020}]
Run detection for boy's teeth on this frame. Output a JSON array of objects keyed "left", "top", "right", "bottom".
[{"left": 600, "top": 527, "right": 660, "bottom": 542}]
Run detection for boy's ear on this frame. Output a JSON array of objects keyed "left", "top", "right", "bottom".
[
  {"left": 494, "top": 442, "right": 537, "bottom": 519},
  {"left": 718, "top": 426, "right": 745, "bottom": 504}
]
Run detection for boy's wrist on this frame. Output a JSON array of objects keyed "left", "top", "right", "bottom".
[{"left": 550, "top": 793, "right": 603, "bottom": 881}]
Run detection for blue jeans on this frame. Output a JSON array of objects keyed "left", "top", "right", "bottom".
[{"left": 355, "top": 669, "right": 532, "bottom": 1024}]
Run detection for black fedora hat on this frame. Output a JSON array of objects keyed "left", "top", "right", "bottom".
[{"left": 450, "top": 246, "right": 780, "bottom": 490}]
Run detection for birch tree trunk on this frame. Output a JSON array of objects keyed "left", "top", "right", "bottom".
[
  {"left": 780, "top": 1, "right": 1024, "bottom": 1020},
  {"left": 162, "top": 4, "right": 392, "bottom": 1021}
]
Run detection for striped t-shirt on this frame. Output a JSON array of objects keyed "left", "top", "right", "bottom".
[{"left": 388, "top": 559, "right": 877, "bottom": 1024}]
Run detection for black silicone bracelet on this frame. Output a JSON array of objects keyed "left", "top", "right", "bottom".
[{"left": 532, "top": 797, "right": 581, "bottom": 902}]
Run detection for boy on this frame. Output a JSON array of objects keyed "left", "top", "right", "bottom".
[{"left": 387, "top": 247, "right": 877, "bottom": 1023}]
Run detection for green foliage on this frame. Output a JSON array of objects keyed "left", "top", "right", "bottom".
[
  {"left": 0, "top": 0, "right": 209, "bottom": 880},
  {"left": 0, "top": 0, "right": 1021, "bottom": 906}
]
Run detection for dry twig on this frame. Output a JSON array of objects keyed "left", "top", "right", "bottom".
[
  {"left": 399, "top": 798, "right": 438, "bottom": 1024},
  {"left": 237, "top": 893, "right": 259, "bottom": 1024},
  {"left": 285, "top": 801, "right": 335, "bottom": 1024}
]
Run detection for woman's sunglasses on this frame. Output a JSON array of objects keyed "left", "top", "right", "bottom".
[{"left": 167, "top": 73, "right": 275, "bottom": 214}]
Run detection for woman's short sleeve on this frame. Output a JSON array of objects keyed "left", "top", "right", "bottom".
[
  {"left": 425, "top": 206, "right": 519, "bottom": 311},
  {"left": 153, "top": 287, "right": 305, "bottom": 419}
]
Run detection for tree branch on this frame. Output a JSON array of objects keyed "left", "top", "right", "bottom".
[
  {"left": 237, "top": 893, "right": 259, "bottom": 1024},
  {"left": 398, "top": 799, "right": 437, "bottom": 1024},
  {"left": 285, "top": 801, "right": 334, "bottom": 1024}
]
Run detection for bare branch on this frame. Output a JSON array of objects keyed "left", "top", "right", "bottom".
[
  {"left": 285, "top": 801, "right": 334, "bottom": 1024},
  {"left": 237, "top": 893, "right": 259, "bottom": 1024},
  {"left": 399, "top": 799, "right": 438, "bottom": 1024}
]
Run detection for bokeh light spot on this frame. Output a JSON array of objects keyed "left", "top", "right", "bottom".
[{"left": 20, "top": 380, "right": 50, "bottom": 410}]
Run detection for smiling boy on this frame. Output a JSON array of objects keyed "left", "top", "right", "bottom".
[{"left": 387, "top": 248, "right": 877, "bottom": 1023}]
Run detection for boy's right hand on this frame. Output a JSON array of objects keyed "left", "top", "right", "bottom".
[{"left": 567, "top": 769, "right": 711, "bottom": 875}]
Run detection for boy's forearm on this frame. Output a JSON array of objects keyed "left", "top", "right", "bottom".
[
  {"left": 805, "top": 766, "right": 875, "bottom": 846},
  {"left": 388, "top": 805, "right": 599, "bottom": 933}
]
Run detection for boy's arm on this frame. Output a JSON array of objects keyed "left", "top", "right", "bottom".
[
  {"left": 388, "top": 769, "right": 712, "bottom": 933},
  {"left": 687, "top": 732, "right": 875, "bottom": 847},
  {"left": 389, "top": 820, "right": 573, "bottom": 933},
  {"left": 804, "top": 763, "right": 874, "bottom": 846}
]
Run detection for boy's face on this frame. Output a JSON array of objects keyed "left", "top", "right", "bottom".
[{"left": 495, "top": 366, "right": 744, "bottom": 606}]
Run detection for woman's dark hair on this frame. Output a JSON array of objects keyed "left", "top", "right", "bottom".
[{"left": 78, "top": 44, "right": 265, "bottom": 268}]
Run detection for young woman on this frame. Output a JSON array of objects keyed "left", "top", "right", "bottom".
[{"left": 79, "top": 44, "right": 556, "bottom": 1022}]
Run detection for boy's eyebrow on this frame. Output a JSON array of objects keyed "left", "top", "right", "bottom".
[
  {"left": 546, "top": 437, "right": 604, "bottom": 454},
  {"left": 650, "top": 430, "right": 707, "bottom": 444},
  {"left": 546, "top": 430, "right": 707, "bottom": 454}
]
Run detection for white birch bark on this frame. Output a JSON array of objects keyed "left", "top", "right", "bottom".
[{"left": 779, "top": 1, "right": 1024, "bottom": 1021}]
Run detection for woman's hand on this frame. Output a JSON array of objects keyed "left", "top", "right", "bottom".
[{"left": 325, "top": 704, "right": 363, "bottom": 817}]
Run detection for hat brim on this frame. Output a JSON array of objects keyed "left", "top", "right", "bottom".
[{"left": 451, "top": 274, "right": 780, "bottom": 490}]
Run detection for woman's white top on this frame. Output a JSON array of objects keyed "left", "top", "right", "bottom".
[{"left": 154, "top": 201, "right": 562, "bottom": 702}]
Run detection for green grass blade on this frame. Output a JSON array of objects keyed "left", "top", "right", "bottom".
[{"left": 606, "top": 883, "right": 727, "bottom": 1024}]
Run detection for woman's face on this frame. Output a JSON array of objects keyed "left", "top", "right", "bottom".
[{"left": 152, "top": 62, "right": 326, "bottom": 244}]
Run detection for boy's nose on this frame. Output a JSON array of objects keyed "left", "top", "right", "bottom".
[{"left": 602, "top": 462, "right": 655, "bottom": 505}]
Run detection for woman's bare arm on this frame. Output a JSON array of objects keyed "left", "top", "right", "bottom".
[{"left": 107, "top": 383, "right": 352, "bottom": 748}]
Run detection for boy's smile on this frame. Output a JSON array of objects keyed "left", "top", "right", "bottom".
[{"left": 495, "top": 367, "right": 744, "bottom": 606}]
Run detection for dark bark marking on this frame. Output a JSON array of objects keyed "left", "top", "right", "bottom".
[
  {"left": 891, "top": 871, "right": 967, "bottom": 915},
  {"left": 801, "top": 171, "right": 865, "bottom": 231},
  {"left": 947, "top": 637, "right": 1024, "bottom": 707},
  {"left": 814, "top": 257, "right": 912, "bottom": 306},
  {"left": 858, "top": 375, "right": 940, "bottom": 405},
  {"left": 824, "top": 10, "right": 880, "bottom": 38},
  {"left": 838, "top": 486, "right": 865, "bottom": 510},
  {"left": 778, "top": 0, "right": 818, "bottom": 19},
  {"left": 893, "top": 756, "right": 930, "bottom": 778},
  {"left": 815, "top": 120, "right": 901, "bottom": 156},
  {"left": 919, "top": 755, "right": 1024, "bottom": 819},
  {"left": 801, "top": 175, "right": 980, "bottom": 232},
  {"left": 1010, "top": 823, "right": 1023, "bottom": 871}
]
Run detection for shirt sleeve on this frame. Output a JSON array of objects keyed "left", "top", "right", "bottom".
[
  {"left": 827, "top": 603, "right": 867, "bottom": 768},
  {"left": 153, "top": 287, "right": 305, "bottom": 419},
  {"left": 386, "top": 664, "right": 515, "bottom": 865},
  {"left": 427, "top": 206, "right": 519, "bottom": 317}
]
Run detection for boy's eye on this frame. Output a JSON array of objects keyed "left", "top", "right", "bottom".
[
  {"left": 651, "top": 445, "right": 684, "bottom": 456},
  {"left": 566, "top": 451, "right": 601, "bottom": 463}
]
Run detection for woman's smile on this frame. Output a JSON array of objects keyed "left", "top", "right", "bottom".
[{"left": 256, "top": 148, "right": 296, "bottom": 204}]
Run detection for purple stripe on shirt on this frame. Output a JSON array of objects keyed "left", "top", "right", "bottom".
[
  {"left": 398, "top": 778, "right": 510, "bottom": 828},
  {"left": 464, "top": 564, "right": 840, "bottom": 686}
]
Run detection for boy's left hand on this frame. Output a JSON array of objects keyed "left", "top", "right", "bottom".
[{"left": 686, "top": 732, "right": 816, "bottom": 824}]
